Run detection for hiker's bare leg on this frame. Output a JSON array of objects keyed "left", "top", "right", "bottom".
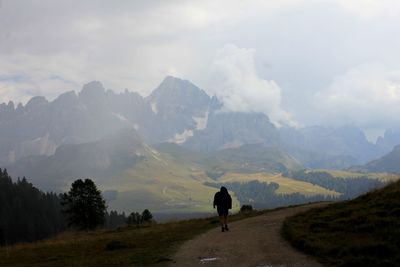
[
  {"left": 224, "top": 214, "right": 229, "bottom": 231},
  {"left": 219, "top": 215, "right": 224, "bottom": 226}
]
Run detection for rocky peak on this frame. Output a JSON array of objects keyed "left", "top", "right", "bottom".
[
  {"left": 53, "top": 91, "right": 78, "bottom": 107},
  {"left": 148, "top": 76, "right": 210, "bottom": 105},
  {"left": 25, "top": 96, "right": 48, "bottom": 110},
  {"left": 0, "top": 101, "right": 15, "bottom": 112},
  {"left": 79, "top": 81, "right": 106, "bottom": 100}
]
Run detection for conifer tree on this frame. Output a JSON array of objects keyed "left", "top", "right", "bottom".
[
  {"left": 61, "top": 179, "right": 106, "bottom": 230},
  {"left": 141, "top": 209, "right": 153, "bottom": 224}
]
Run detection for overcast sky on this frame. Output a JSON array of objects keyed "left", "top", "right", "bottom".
[{"left": 1, "top": 0, "right": 400, "bottom": 140}]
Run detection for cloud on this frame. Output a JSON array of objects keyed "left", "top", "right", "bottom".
[
  {"left": 0, "top": 53, "right": 86, "bottom": 103},
  {"left": 315, "top": 63, "right": 400, "bottom": 128},
  {"left": 334, "top": 0, "right": 400, "bottom": 20},
  {"left": 207, "top": 44, "right": 295, "bottom": 126},
  {"left": 1, "top": 0, "right": 400, "bottom": 132}
]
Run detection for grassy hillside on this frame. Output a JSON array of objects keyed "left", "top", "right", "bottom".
[
  {"left": 8, "top": 130, "right": 241, "bottom": 215},
  {"left": 0, "top": 211, "right": 263, "bottom": 266},
  {"left": 282, "top": 180, "right": 400, "bottom": 267},
  {"left": 312, "top": 169, "right": 400, "bottom": 182},
  {"left": 218, "top": 172, "right": 340, "bottom": 196},
  {"left": 101, "top": 152, "right": 240, "bottom": 214},
  {"left": 156, "top": 143, "right": 302, "bottom": 178},
  {"left": 203, "top": 144, "right": 302, "bottom": 176}
]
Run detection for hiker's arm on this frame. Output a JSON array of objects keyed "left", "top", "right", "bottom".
[{"left": 213, "top": 194, "right": 217, "bottom": 208}]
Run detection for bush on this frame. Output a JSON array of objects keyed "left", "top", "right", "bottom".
[
  {"left": 240, "top": 205, "right": 253, "bottom": 213},
  {"left": 127, "top": 209, "right": 154, "bottom": 227}
]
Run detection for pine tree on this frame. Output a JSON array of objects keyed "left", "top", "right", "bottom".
[
  {"left": 141, "top": 209, "right": 153, "bottom": 224},
  {"left": 61, "top": 179, "right": 106, "bottom": 230},
  {"left": 127, "top": 212, "right": 142, "bottom": 227},
  {"left": 0, "top": 170, "right": 66, "bottom": 245}
]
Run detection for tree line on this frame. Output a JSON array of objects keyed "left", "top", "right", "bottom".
[
  {"left": 0, "top": 168, "right": 66, "bottom": 245},
  {"left": 205, "top": 171, "right": 387, "bottom": 210},
  {"left": 205, "top": 180, "right": 336, "bottom": 209},
  {"left": 0, "top": 170, "right": 153, "bottom": 246},
  {"left": 284, "top": 170, "right": 386, "bottom": 199}
]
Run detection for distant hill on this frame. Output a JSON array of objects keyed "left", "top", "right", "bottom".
[
  {"left": 6, "top": 129, "right": 236, "bottom": 214},
  {"left": 203, "top": 144, "right": 302, "bottom": 176},
  {"left": 7, "top": 129, "right": 147, "bottom": 190},
  {"left": 155, "top": 142, "right": 302, "bottom": 178},
  {"left": 350, "top": 145, "right": 400, "bottom": 174},
  {"left": 6, "top": 131, "right": 320, "bottom": 214},
  {"left": 283, "top": 179, "right": 400, "bottom": 266}
]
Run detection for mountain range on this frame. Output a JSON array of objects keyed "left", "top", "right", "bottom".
[
  {"left": 2, "top": 76, "right": 400, "bottom": 212},
  {"left": 350, "top": 145, "right": 400, "bottom": 173},
  {"left": 1, "top": 76, "right": 398, "bottom": 167}
]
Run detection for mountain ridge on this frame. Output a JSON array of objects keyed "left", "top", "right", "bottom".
[{"left": 1, "top": 76, "right": 398, "bottom": 170}]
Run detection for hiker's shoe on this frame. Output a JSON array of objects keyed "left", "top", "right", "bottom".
[
  {"left": 221, "top": 227, "right": 225, "bottom": 232},
  {"left": 225, "top": 225, "right": 229, "bottom": 231}
]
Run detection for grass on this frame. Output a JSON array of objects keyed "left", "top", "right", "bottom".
[
  {"left": 0, "top": 210, "right": 263, "bottom": 266},
  {"left": 98, "top": 152, "right": 240, "bottom": 213},
  {"left": 310, "top": 169, "right": 400, "bottom": 182},
  {"left": 218, "top": 172, "right": 340, "bottom": 196},
  {"left": 282, "top": 180, "right": 400, "bottom": 267}
]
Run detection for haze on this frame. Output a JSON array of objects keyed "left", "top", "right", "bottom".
[{"left": 1, "top": 0, "right": 400, "bottom": 141}]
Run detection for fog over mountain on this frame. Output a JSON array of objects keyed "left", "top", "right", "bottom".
[
  {"left": 2, "top": 75, "right": 400, "bottom": 216},
  {"left": 3, "top": 1, "right": 400, "bottom": 218},
  {"left": 2, "top": 1, "right": 400, "bottom": 136},
  {"left": 3, "top": 3, "right": 400, "bottom": 258},
  {"left": 2, "top": 76, "right": 399, "bottom": 174}
]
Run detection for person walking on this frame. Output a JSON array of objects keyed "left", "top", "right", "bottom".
[{"left": 213, "top": 186, "right": 232, "bottom": 232}]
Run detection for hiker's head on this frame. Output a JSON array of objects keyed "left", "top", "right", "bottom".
[{"left": 220, "top": 186, "right": 228, "bottom": 194}]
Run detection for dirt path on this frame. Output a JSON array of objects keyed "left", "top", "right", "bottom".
[{"left": 169, "top": 203, "right": 328, "bottom": 267}]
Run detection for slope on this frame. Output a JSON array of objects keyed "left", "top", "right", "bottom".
[
  {"left": 7, "top": 129, "right": 240, "bottom": 214},
  {"left": 156, "top": 142, "right": 302, "bottom": 179},
  {"left": 283, "top": 180, "right": 400, "bottom": 266},
  {"left": 350, "top": 145, "right": 400, "bottom": 174}
]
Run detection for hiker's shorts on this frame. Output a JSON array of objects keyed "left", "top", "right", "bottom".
[{"left": 217, "top": 208, "right": 228, "bottom": 216}]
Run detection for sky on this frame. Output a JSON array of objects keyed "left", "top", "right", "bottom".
[{"left": 1, "top": 0, "right": 400, "bottom": 141}]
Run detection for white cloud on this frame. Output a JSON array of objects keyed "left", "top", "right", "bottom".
[
  {"left": 0, "top": 53, "right": 87, "bottom": 103},
  {"left": 315, "top": 64, "right": 400, "bottom": 128},
  {"left": 207, "top": 44, "right": 295, "bottom": 126},
  {"left": 334, "top": 0, "right": 400, "bottom": 20},
  {"left": 1, "top": 0, "right": 400, "bottom": 131}
]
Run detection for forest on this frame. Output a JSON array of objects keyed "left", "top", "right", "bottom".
[
  {"left": 206, "top": 171, "right": 387, "bottom": 209},
  {"left": 0, "top": 168, "right": 66, "bottom": 245},
  {"left": 0, "top": 170, "right": 130, "bottom": 246},
  {"left": 285, "top": 170, "right": 385, "bottom": 199}
]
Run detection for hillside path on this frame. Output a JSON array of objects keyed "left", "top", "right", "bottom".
[{"left": 169, "top": 203, "right": 328, "bottom": 267}]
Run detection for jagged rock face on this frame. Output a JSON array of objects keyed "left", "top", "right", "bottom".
[
  {"left": 7, "top": 129, "right": 148, "bottom": 190},
  {"left": 0, "top": 82, "right": 143, "bottom": 164},
  {"left": 279, "top": 125, "right": 379, "bottom": 164},
  {"left": 0, "top": 76, "right": 398, "bottom": 168},
  {"left": 183, "top": 111, "right": 279, "bottom": 152},
  {"left": 146, "top": 76, "right": 215, "bottom": 143},
  {"left": 376, "top": 129, "right": 400, "bottom": 156},
  {"left": 0, "top": 77, "right": 216, "bottom": 164}
]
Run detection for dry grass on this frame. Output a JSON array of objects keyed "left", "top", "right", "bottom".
[
  {"left": 0, "top": 210, "right": 262, "bottom": 266},
  {"left": 282, "top": 180, "right": 400, "bottom": 267},
  {"left": 218, "top": 172, "right": 340, "bottom": 196},
  {"left": 310, "top": 169, "right": 400, "bottom": 182},
  {"left": 99, "top": 155, "right": 240, "bottom": 213}
]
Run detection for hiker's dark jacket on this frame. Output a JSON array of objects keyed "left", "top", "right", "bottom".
[{"left": 213, "top": 191, "right": 232, "bottom": 210}]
